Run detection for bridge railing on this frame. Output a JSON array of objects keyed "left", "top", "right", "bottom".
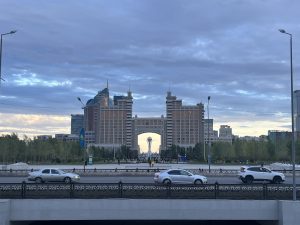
[
  {"left": 1, "top": 168, "right": 299, "bottom": 176},
  {"left": 0, "top": 182, "right": 299, "bottom": 200}
]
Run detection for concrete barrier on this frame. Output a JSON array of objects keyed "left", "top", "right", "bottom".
[
  {"left": 0, "top": 200, "right": 10, "bottom": 225},
  {"left": 0, "top": 199, "right": 298, "bottom": 225}
]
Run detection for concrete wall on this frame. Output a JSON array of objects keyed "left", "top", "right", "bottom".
[
  {"left": 278, "top": 201, "right": 300, "bottom": 225},
  {"left": 0, "top": 199, "right": 299, "bottom": 225},
  {"left": 0, "top": 200, "right": 10, "bottom": 225}
]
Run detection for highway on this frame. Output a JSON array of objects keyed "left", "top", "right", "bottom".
[{"left": 0, "top": 175, "right": 298, "bottom": 184}]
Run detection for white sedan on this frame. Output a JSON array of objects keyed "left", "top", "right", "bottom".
[
  {"left": 154, "top": 169, "right": 207, "bottom": 185},
  {"left": 27, "top": 168, "right": 80, "bottom": 183}
]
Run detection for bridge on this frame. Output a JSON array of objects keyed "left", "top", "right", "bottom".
[
  {"left": 0, "top": 182, "right": 300, "bottom": 225},
  {"left": 1, "top": 164, "right": 299, "bottom": 225}
]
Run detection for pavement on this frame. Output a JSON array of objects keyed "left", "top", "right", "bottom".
[{"left": 4, "top": 162, "right": 299, "bottom": 171}]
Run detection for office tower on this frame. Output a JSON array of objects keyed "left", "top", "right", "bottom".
[
  {"left": 204, "top": 119, "right": 214, "bottom": 143},
  {"left": 97, "top": 92, "right": 133, "bottom": 148},
  {"left": 71, "top": 114, "right": 84, "bottom": 135},
  {"left": 166, "top": 91, "right": 204, "bottom": 148},
  {"left": 83, "top": 87, "right": 133, "bottom": 148}
]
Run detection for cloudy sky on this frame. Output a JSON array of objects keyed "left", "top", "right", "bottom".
[{"left": 0, "top": 0, "right": 299, "bottom": 138}]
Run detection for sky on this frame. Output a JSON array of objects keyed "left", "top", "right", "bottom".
[{"left": 0, "top": 0, "right": 300, "bottom": 139}]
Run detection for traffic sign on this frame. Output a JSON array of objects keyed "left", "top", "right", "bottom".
[{"left": 79, "top": 128, "right": 85, "bottom": 148}]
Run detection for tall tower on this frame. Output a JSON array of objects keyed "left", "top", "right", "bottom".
[
  {"left": 166, "top": 91, "right": 176, "bottom": 148},
  {"left": 147, "top": 137, "right": 152, "bottom": 158}
]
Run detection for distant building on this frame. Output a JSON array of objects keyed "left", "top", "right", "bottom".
[
  {"left": 55, "top": 134, "right": 69, "bottom": 141},
  {"left": 238, "top": 136, "right": 261, "bottom": 142},
  {"left": 268, "top": 130, "right": 292, "bottom": 144},
  {"left": 83, "top": 87, "right": 133, "bottom": 148},
  {"left": 37, "top": 135, "right": 52, "bottom": 141},
  {"left": 55, "top": 134, "right": 78, "bottom": 142},
  {"left": 294, "top": 90, "right": 300, "bottom": 132},
  {"left": 85, "top": 131, "right": 95, "bottom": 145},
  {"left": 219, "top": 125, "right": 232, "bottom": 143},
  {"left": 81, "top": 87, "right": 205, "bottom": 153},
  {"left": 71, "top": 114, "right": 84, "bottom": 135},
  {"left": 213, "top": 130, "right": 218, "bottom": 141},
  {"left": 64, "top": 134, "right": 79, "bottom": 142},
  {"left": 166, "top": 91, "right": 204, "bottom": 148},
  {"left": 204, "top": 119, "right": 218, "bottom": 143}
]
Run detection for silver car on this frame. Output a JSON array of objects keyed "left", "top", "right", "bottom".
[
  {"left": 154, "top": 169, "right": 207, "bottom": 185},
  {"left": 27, "top": 168, "right": 80, "bottom": 183}
]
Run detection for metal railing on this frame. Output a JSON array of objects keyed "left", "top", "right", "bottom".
[{"left": 0, "top": 182, "right": 299, "bottom": 200}]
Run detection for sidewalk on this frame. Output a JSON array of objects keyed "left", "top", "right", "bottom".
[{"left": 20, "top": 163, "right": 245, "bottom": 170}]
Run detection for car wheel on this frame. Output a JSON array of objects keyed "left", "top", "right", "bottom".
[
  {"left": 241, "top": 178, "right": 246, "bottom": 184},
  {"left": 245, "top": 176, "right": 253, "bottom": 184},
  {"left": 64, "top": 177, "right": 72, "bottom": 183},
  {"left": 35, "top": 177, "right": 43, "bottom": 183},
  {"left": 194, "top": 179, "right": 203, "bottom": 185},
  {"left": 272, "top": 176, "right": 282, "bottom": 184},
  {"left": 163, "top": 179, "right": 171, "bottom": 185}
]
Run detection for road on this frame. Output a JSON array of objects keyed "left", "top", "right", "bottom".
[{"left": 0, "top": 175, "right": 298, "bottom": 184}]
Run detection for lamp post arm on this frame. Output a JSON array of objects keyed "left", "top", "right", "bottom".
[{"left": 0, "top": 30, "right": 17, "bottom": 84}]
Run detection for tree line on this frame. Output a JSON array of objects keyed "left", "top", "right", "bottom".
[
  {"left": 159, "top": 139, "right": 300, "bottom": 164},
  {"left": 0, "top": 133, "right": 299, "bottom": 164}
]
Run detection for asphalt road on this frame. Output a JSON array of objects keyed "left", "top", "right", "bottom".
[{"left": 0, "top": 175, "right": 298, "bottom": 184}]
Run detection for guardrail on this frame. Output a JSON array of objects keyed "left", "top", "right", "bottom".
[
  {"left": 0, "top": 182, "right": 299, "bottom": 200},
  {"left": 1, "top": 168, "right": 300, "bottom": 177}
]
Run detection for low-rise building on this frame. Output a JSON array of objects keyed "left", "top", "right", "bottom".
[{"left": 219, "top": 125, "right": 232, "bottom": 143}]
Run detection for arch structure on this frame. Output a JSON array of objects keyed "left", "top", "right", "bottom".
[{"left": 132, "top": 116, "right": 166, "bottom": 153}]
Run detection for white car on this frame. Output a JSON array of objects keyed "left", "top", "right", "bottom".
[
  {"left": 238, "top": 166, "right": 285, "bottom": 184},
  {"left": 27, "top": 168, "right": 80, "bottom": 183},
  {"left": 154, "top": 169, "right": 207, "bottom": 185}
]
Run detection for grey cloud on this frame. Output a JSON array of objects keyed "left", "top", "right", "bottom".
[{"left": 1, "top": 0, "right": 300, "bottom": 136}]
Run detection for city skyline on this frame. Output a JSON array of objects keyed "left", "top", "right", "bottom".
[{"left": 0, "top": 0, "right": 300, "bottom": 138}]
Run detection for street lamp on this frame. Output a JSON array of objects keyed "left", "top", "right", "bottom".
[
  {"left": 207, "top": 96, "right": 211, "bottom": 173},
  {"left": 77, "top": 97, "right": 87, "bottom": 170},
  {"left": 77, "top": 97, "right": 85, "bottom": 108},
  {"left": 0, "top": 30, "right": 17, "bottom": 84},
  {"left": 279, "top": 29, "right": 296, "bottom": 201}
]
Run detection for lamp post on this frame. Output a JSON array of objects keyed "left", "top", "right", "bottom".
[
  {"left": 77, "top": 97, "right": 87, "bottom": 170},
  {"left": 207, "top": 96, "right": 211, "bottom": 173},
  {"left": 279, "top": 29, "right": 296, "bottom": 201},
  {"left": 0, "top": 30, "right": 17, "bottom": 84}
]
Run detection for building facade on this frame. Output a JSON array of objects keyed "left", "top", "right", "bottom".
[
  {"left": 71, "top": 114, "right": 84, "bottom": 135},
  {"left": 219, "top": 125, "right": 233, "bottom": 143},
  {"left": 268, "top": 130, "right": 292, "bottom": 144},
  {"left": 132, "top": 116, "right": 166, "bottom": 151},
  {"left": 294, "top": 90, "right": 300, "bottom": 133},
  {"left": 84, "top": 88, "right": 133, "bottom": 149},
  {"left": 204, "top": 119, "right": 218, "bottom": 143},
  {"left": 54, "top": 134, "right": 79, "bottom": 142},
  {"left": 82, "top": 88, "right": 205, "bottom": 152},
  {"left": 37, "top": 135, "right": 52, "bottom": 141},
  {"left": 166, "top": 91, "right": 204, "bottom": 148}
]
